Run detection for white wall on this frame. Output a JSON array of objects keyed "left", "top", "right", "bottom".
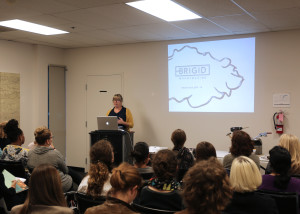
[
  {"left": 2, "top": 29, "right": 300, "bottom": 169},
  {"left": 0, "top": 40, "right": 64, "bottom": 145},
  {"left": 65, "top": 29, "right": 300, "bottom": 168}
]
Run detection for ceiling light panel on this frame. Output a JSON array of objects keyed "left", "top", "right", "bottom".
[
  {"left": 126, "top": 0, "right": 201, "bottom": 22},
  {"left": 0, "top": 19, "right": 69, "bottom": 35}
]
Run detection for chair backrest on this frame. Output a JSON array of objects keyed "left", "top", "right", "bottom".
[
  {"left": 256, "top": 189, "right": 299, "bottom": 214},
  {"left": 0, "top": 197, "right": 9, "bottom": 214},
  {"left": 132, "top": 203, "right": 176, "bottom": 214},
  {"left": 0, "top": 159, "right": 27, "bottom": 178},
  {"left": 75, "top": 192, "right": 106, "bottom": 214}
]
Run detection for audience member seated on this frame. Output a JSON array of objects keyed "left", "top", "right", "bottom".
[
  {"left": 10, "top": 164, "right": 73, "bottom": 214},
  {"left": 224, "top": 156, "right": 278, "bottom": 214},
  {"left": 171, "top": 129, "right": 194, "bottom": 181},
  {"left": 0, "top": 165, "right": 26, "bottom": 211},
  {"left": 195, "top": 141, "right": 217, "bottom": 162},
  {"left": 0, "top": 121, "right": 10, "bottom": 150},
  {"left": 27, "top": 127, "right": 73, "bottom": 192},
  {"left": 78, "top": 139, "right": 114, "bottom": 197},
  {"left": 138, "top": 149, "right": 183, "bottom": 211},
  {"left": 265, "top": 134, "right": 300, "bottom": 175},
  {"left": 131, "top": 142, "right": 154, "bottom": 181},
  {"left": 27, "top": 128, "right": 40, "bottom": 150},
  {"left": 176, "top": 157, "right": 232, "bottom": 214},
  {"left": 258, "top": 146, "right": 300, "bottom": 195},
  {"left": 1, "top": 119, "right": 28, "bottom": 166},
  {"left": 85, "top": 162, "right": 142, "bottom": 214},
  {"left": 223, "top": 130, "right": 260, "bottom": 170}
]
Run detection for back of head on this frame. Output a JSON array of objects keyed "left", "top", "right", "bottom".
[
  {"left": 34, "top": 126, "right": 51, "bottom": 145},
  {"left": 152, "top": 149, "right": 177, "bottom": 181},
  {"left": 3, "top": 119, "right": 23, "bottom": 142},
  {"left": 230, "top": 156, "right": 262, "bottom": 192},
  {"left": 269, "top": 146, "right": 291, "bottom": 189},
  {"left": 87, "top": 139, "right": 114, "bottom": 197},
  {"left": 182, "top": 158, "right": 232, "bottom": 214},
  {"left": 171, "top": 129, "right": 186, "bottom": 150},
  {"left": 90, "top": 139, "right": 113, "bottom": 168},
  {"left": 230, "top": 130, "right": 253, "bottom": 156},
  {"left": 109, "top": 162, "right": 142, "bottom": 194},
  {"left": 195, "top": 141, "right": 216, "bottom": 161},
  {"left": 23, "top": 164, "right": 66, "bottom": 210},
  {"left": 279, "top": 134, "right": 300, "bottom": 171},
  {"left": 131, "top": 142, "right": 149, "bottom": 164}
]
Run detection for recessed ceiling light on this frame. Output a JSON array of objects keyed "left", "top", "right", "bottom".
[
  {"left": 0, "top": 19, "right": 69, "bottom": 35},
  {"left": 126, "top": 0, "right": 201, "bottom": 22}
]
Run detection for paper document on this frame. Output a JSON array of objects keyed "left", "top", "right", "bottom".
[{"left": 2, "top": 169, "right": 28, "bottom": 193}]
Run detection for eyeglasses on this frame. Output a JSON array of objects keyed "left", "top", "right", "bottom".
[{"left": 113, "top": 99, "right": 121, "bottom": 102}]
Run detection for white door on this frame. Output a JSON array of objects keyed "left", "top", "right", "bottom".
[{"left": 86, "top": 74, "right": 122, "bottom": 168}]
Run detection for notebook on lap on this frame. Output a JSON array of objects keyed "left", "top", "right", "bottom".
[{"left": 97, "top": 116, "right": 118, "bottom": 130}]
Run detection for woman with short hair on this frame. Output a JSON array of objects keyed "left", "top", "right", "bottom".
[
  {"left": 224, "top": 156, "right": 278, "bottom": 214},
  {"left": 223, "top": 130, "right": 260, "bottom": 170},
  {"left": 195, "top": 141, "right": 216, "bottom": 162},
  {"left": 85, "top": 162, "right": 142, "bottom": 214},
  {"left": 106, "top": 94, "right": 134, "bottom": 131},
  {"left": 171, "top": 129, "right": 194, "bottom": 181},
  {"left": 11, "top": 164, "right": 73, "bottom": 214},
  {"left": 138, "top": 149, "right": 183, "bottom": 211}
]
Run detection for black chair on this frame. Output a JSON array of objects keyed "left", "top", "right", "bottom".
[
  {"left": 75, "top": 192, "right": 106, "bottom": 214},
  {"left": 64, "top": 191, "right": 78, "bottom": 213},
  {"left": 256, "top": 189, "right": 299, "bottom": 214},
  {"left": 132, "top": 203, "right": 176, "bottom": 214},
  {"left": 0, "top": 197, "right": 9, "bottom": 214},
  {"left": 0, "top": 160, "right": 27, "bottom": 178},
  {"left": 292, "top": 174, "right": 300, "bottom": 179}
]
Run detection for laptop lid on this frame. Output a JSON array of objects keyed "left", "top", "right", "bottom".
[{"left": 97, "top": 116, "right": 118, "bottom": 130}]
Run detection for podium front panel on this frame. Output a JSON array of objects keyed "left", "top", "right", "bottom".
[{"left": 89, "top": 130, "right": 133, "bottom": 166}]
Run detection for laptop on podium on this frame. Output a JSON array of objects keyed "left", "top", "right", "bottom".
[{"left": 97, "top": 116, "right": 118, "bottom": 130}]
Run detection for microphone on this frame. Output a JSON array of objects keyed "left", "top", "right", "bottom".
[{"left": 230, "top": 127, "right": 248, "bottom": 132}]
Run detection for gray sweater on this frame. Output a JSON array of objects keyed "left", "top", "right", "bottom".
[
  {"left": 223, "top": 153, "right": 260, "bottom": 170},
  {"left": 27, "top": 146, "right": 72, "bottom": 192}
]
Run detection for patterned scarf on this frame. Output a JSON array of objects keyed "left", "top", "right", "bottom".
[{"left": 148, "top": 177, "right": 181, "bottom": 191}]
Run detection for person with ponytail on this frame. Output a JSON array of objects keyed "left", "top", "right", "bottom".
[
  {"left": 259, "top": 146, "right": 300, "bottom": 195},
  {"left": 1, "top": 119, "right": 28, "bottom": 165},
  {"left": 78, "top": 139, "right": 114, "bottom": 197},
  {"left": 138, "top": 149, "right": 183, "bottom": 211},
  {"left": 85, "top": 162, "right": 142, "bottom": 214},
  {"left": 131, "top": 142, "right": 153, "bottom": 180},
  {"left": 10, "top": 164, "right": 73, "bottom": 214}
]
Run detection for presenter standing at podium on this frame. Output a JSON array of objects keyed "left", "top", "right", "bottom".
[{"left": 106, "top": 94, "right": 134, "bottom": 131}]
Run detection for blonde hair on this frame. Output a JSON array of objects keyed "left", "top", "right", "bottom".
[
  {"left": 279, "top": 134, "right": 300, "bottom": 174},
  {"left": 112, "top": 94, "right": 123, "bottom": 102},
  {"left": 230, "top": 156, "right": 262, "bottom": 192},
  {"left": 34, "top": 126, "right": 52, "bottom": 145}
]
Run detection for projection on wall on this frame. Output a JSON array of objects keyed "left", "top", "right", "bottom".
[{"left": 168, "top": 37, "right": 255, "bottom": 112}]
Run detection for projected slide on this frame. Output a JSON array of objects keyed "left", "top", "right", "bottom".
[{"left": 168, "top": 37, "right": 255, "bottom": 112}]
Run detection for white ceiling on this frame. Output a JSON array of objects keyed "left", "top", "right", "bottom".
[{"left": 0, "top": 0, "right": 299, "bottom": 49}]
